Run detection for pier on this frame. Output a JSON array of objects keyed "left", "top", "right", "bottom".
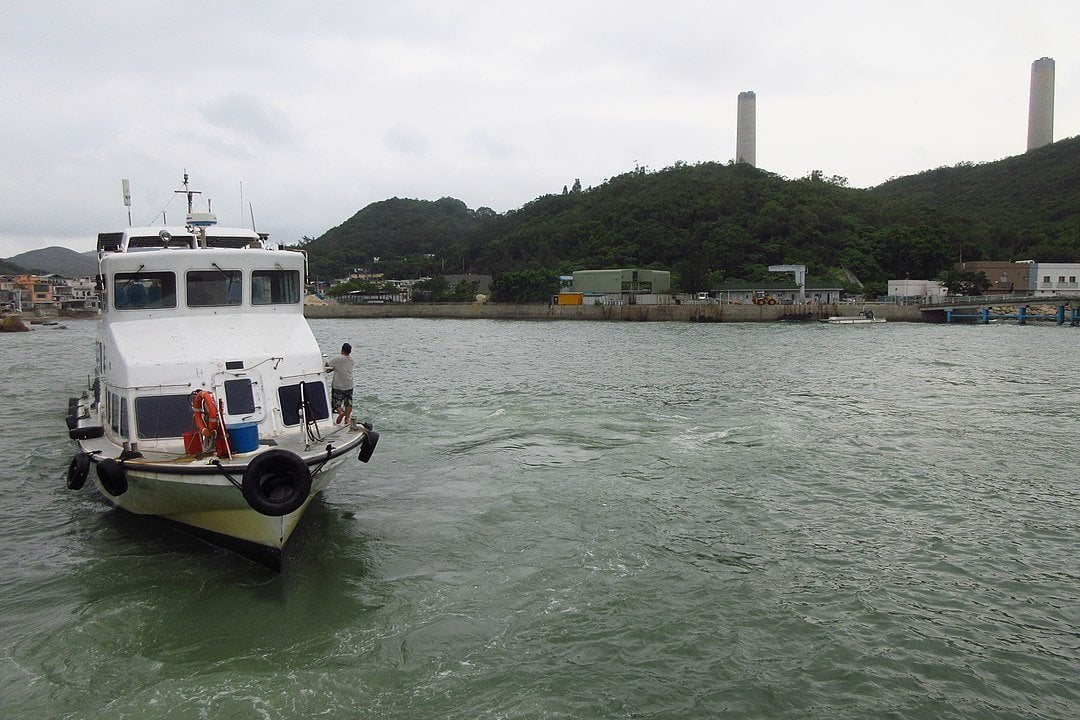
[{"left": 920, "top": 294, "right": 1080, "bottom": 325}]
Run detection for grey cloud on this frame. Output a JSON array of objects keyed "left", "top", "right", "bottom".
[{"left": 200, "top": 93, "right": 297, "bottom": 145}]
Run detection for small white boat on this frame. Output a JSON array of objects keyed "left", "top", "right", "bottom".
[
  {"left": 825, "top": 310, "right": 887, "bottom": 324},
  {"left": 64, "top": 175, "right": 378, "bottom": 570}
]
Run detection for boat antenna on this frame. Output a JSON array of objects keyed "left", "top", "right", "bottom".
[
  {"left": 174, "top": 171, "right": 201, "bottom": 215},
  {"left": 122, "top": 178, "right": 132, "bottom": 226},
  {"left": 249, "top": 202, "right": 257, "bottom": 232}
]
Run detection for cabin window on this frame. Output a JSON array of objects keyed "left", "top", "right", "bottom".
[
  {"left": 277, "top": 381, "right": 330, "bottom": 426},
  {"left": 186, "top": 270, "right": 242, "bottom": 307},
  {"left": 135, "top": 394, "right": 195, "bottom": 439},
  {"left": 224, "top": 379, "right": 256, "bottom": 415},
  {"left": 108, "top": 392, "right": 128, "bottom": 437},
  {"left": 114, "top": 271, "right": 177, "bottom": 310},
  {"left": 252, "top": 269, "right": 301, "bottom": 305},
  {"left": 128, "top": 234, "right": 195, "bottom": 250},
  {"left": 205, "top": 235, "right": 259, "bottom": 248}
]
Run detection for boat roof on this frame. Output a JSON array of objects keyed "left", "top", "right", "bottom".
[
  {"left": 104, "top": 313, "right": 321, "bottom": 387},
  {"left": 98, "top": 223, "right": 268, "bottom": 254}
]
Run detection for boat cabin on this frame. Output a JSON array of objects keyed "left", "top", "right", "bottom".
[{"left": 95, "top": 225, "right": 330, "bottom": 453}]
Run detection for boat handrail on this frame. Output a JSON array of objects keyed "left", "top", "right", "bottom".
[
  {"left": 278, "top": 370, "right": 327, "bottom": 382},
  {"left": 105, "top": 382, "right": 194, "bottom": 392}
]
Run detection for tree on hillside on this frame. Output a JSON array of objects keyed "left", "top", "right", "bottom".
[
  {"left": 490, "top": 269, "right": 559, "bottom": 302},
  {"left": 939, "top": 269, "right": 990, "bottom": 296}
]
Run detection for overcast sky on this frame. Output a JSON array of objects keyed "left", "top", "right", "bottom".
[{"left": 2, "top": 1, "right": 1076, "bottom": 258}]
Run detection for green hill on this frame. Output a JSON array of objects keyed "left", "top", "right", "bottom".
[
  {"left": 304, "top": 137, "right": 1080, "bottom": 295},
  {"left": 306, "top": 197, "right": 484, "bottom": 282},
  {"left": 5, "top": 246, "right": 97, "bottom": 277},
  {"left": 0, "top": 258, "right": 26, "bottom": 275},
  {"left": 869, "top": 136, "right": 1080, "bottom": 263}
]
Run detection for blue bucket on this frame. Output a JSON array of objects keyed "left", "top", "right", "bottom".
[{"left": 227, "top": 422, "right": 259, "bottom": 453}]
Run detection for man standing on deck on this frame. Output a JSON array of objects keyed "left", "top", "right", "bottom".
[{"left": 325, "top": 342, "right": 355, "bottom": 428}]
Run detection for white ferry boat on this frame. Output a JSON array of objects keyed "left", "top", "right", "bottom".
[{"left": 64, "top": 176, "right": 378, "bottom": 570}]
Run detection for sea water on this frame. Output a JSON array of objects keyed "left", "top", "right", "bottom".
[{"left": 1, "top": 318, "right": 1076, "bottom": 719}]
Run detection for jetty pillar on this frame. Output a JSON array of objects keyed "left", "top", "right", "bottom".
[
  {"left": 1056, "top": 305, "right": 1065, "bottom": 325},
  {"left": 980, "top": 308, "right": 989, "bottom": 324},
  {"left": 1018, "top": 306, "right": 1027, "bottom": 325}
]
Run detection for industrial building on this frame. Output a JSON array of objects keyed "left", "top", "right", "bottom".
[
  {"left": 571, "top": 269, "right": 671, "bottom": 298},
  {"left": 711, "top": 280, "right": 841, "bottom": 305},
  {"left": 736, "top": 91, "right": 756, "bottom": 166},
  {"left": 956, "top": 261, "right": 1033, "bottom": 294},
  {"left": 1027, "top": 57, "right": 1055, "bottom": 151}
]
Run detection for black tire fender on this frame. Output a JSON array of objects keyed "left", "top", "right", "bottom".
[
  {"left": 241, "top": 449, "right": 311, "bottom": 517},
  {"left": 67, "top": 453, "right": 91, "bottom": 490},
  {"left": 358, "top": 428, "right": 379, "bottom": 463},
  {"left": 69, "top": 426, "right": 105, "bottom": 440},
  {"left": 96, "top": 458, "right": 128, "bottom": 496}
]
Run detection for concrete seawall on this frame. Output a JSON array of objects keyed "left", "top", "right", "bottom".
[{"left": 305, "top": 302, "right": 926, "bottom": 323}]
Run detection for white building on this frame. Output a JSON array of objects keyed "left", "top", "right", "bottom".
[
  {"left": 1030, "top": 262, "right": 1079, "bottom": 295},
  {"left": 888, "top": 279, "right": 947, "bottom": 301}
]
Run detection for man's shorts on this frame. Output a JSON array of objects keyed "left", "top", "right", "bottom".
[{"left": 332, "top": 388, "right": 353, "bottom": 410}]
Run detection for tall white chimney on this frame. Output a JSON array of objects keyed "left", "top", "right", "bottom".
[
  {"left": 1027, "top": 57, "right": 1055, "bottom": 151},
  {"left": 736, "top": 91, "right": 756, "bottom": 166}
]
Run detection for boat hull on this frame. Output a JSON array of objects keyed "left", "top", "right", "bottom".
[
  {"left": 825, "top": 317, "right": 887, "bottom": 324},
  {"left": 73, "top": 418, "right": 372, "bottom": 570}
]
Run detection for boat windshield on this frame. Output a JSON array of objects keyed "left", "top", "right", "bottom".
[
  {"left": 128, "top": 234, "right": 195, "bottom": 250},
  {"left": 114, "top": 271, "right": 177, "bottom": 310},
  {"left": 252, "top": 269, "right": 301, "bottom": 305},
  {"left": 186, "top": 270, "right": 242, "bottom": 307}
]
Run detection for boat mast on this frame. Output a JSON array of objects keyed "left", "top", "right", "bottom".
[{"left": 175, "top": 172, "right": 202, "bottom": 215}]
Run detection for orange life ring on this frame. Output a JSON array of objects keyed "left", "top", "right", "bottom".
[{"left": 192, "top": 389, "right": 220, "bottom": 443}]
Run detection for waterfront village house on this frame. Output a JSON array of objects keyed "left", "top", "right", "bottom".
[
  {"left": 956, "top": 261, "right": 1034, "bottom": 294},
  {"left": 571, "top": 269, "right": 672, "bottom": 304},
  {"left": 0, "top": 277, "right": 21, "bottom": 313},
  {"left": 60, "top": 277, "right": 102, "bottom": 313},
  {"left": 1029, "top": 262, "right": 1080, "bottom": 295},
  {"left": 711, "top": 280, "right": 842, "bottom": 305},
  {"left": 888, "top": 279, "right": 947, "bottom": 302},
  {"left": 13, "top": 274, "right": 59, "bottom": 311},
  {"left": 7, "top": 274, "right": 101, "bottom": 314}
]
